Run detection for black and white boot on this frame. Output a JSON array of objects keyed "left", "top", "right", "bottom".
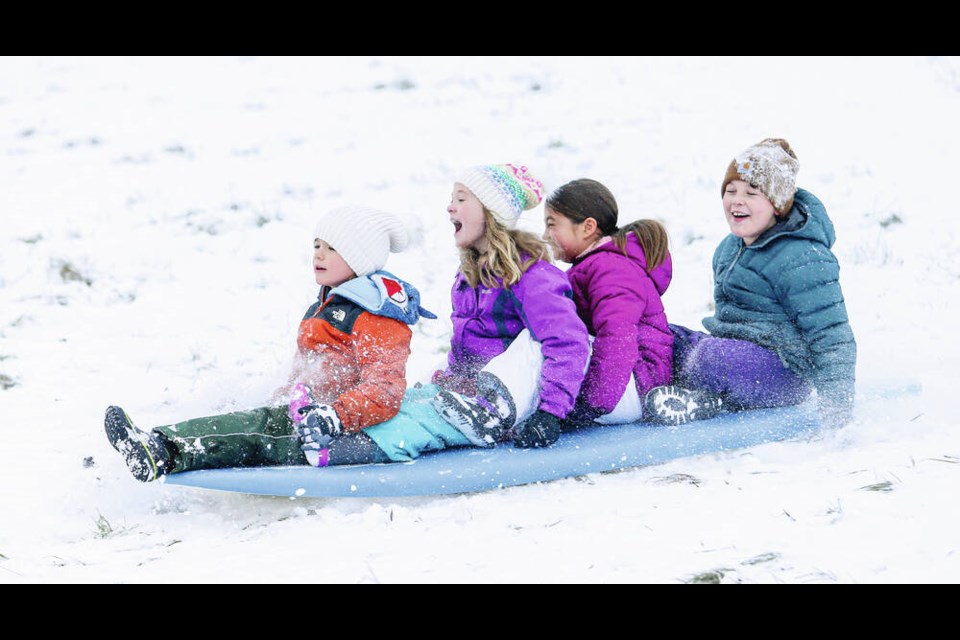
[
  {"left": 643, "top": 385, "right": 724, "bottom": 426},
  {"left": 104, "top": 406, "right": 172, "bottom": 482},
  {"left": 432, "top": 373, "right": 517, "bottom": 448}
]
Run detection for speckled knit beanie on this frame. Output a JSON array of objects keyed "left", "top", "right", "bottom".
[{"left": 721, "top": 138, "right": 799, "bottom": 214}]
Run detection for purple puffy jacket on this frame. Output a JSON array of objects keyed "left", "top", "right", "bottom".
[
  {"left": 444, "top": 260, "right": 590, "bottom": 419},
  {"left": 566, "top": 234, "right": 673, "bottom": 414}
]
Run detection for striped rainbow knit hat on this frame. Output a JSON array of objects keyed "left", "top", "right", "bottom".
[{"left": 457, "top": 163, "right": 544, "bottom": 228}]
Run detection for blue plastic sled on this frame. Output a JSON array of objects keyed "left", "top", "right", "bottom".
[{"left": 162, "top": 401, "right": 821, "bottom": 498}]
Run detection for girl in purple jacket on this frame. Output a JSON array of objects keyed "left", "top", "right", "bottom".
[
  {"left": 543, "top": 178, "right": 673, "bottom": 426},
  {"left": 429, "top": 163, "right": 591, "bottom": 449}
]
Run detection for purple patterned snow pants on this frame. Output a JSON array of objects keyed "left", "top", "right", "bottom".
[{"left": 670, "top": 324, "right": 811, "bottom": 410}]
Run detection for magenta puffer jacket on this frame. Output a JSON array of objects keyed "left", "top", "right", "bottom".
[
  {"left": 445, "top": 260, "right": 590, "bottom": 419},
  {"left": 566, "top": 234, "right": 673, "bottom": 414}
]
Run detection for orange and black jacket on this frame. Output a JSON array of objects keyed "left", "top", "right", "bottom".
[{"left": 295, "top": 271, "right": 435, "bottom": 433}]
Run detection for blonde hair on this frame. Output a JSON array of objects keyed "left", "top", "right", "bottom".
[{"left": 459, "top": 210, "right": 550, "bottom": 289}]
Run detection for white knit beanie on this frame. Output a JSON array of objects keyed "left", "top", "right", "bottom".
[
  {"left": 456, "top": 163, "right": 545, "bottom": 228},
  {"left": 314, "top": 206, "right": 411, "bottom": 277}
]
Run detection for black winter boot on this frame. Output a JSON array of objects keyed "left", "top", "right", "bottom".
[
  {"left": 432, "top": 372, "right": 517, "bottom": 448},
  {"left": 643, "top": 386, "right": 725, "bottom": 426},
  {"left": 104, "top": 406, "right": 172, "bottom": 482}
]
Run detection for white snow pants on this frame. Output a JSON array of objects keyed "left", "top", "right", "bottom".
[
  {"left": 481, "top": 329, "right": 543, "bottom": 425},
  {"left": 481, "top": 330, "right": 645, "bottom": 425},
  {"left": 594, "top": 372, "right": 643, "bottom": 424}
]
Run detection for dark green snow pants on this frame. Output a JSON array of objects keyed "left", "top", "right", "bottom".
[{"left": 154, "top": 406, "right": 304, "bottom": 473}]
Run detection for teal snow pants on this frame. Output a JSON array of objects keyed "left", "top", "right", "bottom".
[{"left": 360, "top": 384, "right": 473, "bottom": 462}]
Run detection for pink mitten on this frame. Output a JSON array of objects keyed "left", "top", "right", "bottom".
[{"left": 288, "top": 383, "right": 315, "bottom": 423}]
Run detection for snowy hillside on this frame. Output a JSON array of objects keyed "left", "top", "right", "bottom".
[{"left": 1, "top": 56, "right": 957, "bottom": 583}]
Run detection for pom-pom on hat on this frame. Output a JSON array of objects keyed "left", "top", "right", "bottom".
[
  {"left": 457, "top": 163, "right": 544, "bottom": 228},
  {"left": 314, "top": 206, "right": 412, "bottom": 277},
  {"left": 721, "top": 138, "right": 800, "bottom": 214}
]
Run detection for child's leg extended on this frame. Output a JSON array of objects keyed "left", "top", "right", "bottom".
[
  {"left": 155, "top": 406, "right": 304, "bottom": 473},
  {"left": 679, "top": 336, "right": 811, "bottom": 409},
  {"left": 354, "top": 385, "right": 473, "bottom": 463}
]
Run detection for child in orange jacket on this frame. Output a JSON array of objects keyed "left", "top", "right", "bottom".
[{"left": 104, "top": 206, "right": 435, "bottom": 482}]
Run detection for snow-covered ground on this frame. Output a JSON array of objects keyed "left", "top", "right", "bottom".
[{"left": 1, "top": 56, "right": 957, "bottom": 583}]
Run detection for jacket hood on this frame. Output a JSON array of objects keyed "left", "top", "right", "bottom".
[
  {"left": 325, "top": 270, "right": 437, "bottom": 325},
  {"left": 751, "top": 188, "right": 836, "bottom": 250},
  {"left": 584, "top": 234, "right": 672, "bottom": 295}
]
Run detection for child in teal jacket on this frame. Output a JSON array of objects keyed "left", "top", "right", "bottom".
[{"left": 646, "top": 139, "right": 857, "bottom": 429}]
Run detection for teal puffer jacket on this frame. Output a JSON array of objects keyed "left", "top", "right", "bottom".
[{"left": 702, "top": 188, "right": 857, "bottom": 423}]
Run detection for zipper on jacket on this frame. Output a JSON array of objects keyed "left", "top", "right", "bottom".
[
  {"left": 719, "top": 242, "right": 746, "bottom": 286},
  {"left": 311, "top": 286, "right": 333, "bottom": 319}
]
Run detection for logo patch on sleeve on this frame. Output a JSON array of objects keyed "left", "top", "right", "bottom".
[{"left": 374, "top": 274, "right": 409, "bottom": 311}]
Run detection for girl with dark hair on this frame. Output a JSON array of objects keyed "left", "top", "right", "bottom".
[{"left": 543, "top": 178, "right": 674, "bottom": 426}]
